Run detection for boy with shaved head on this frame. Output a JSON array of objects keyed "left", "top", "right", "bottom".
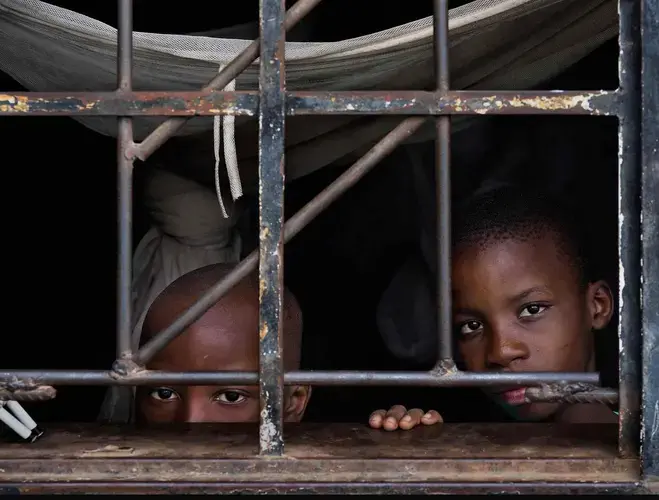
[{"left": 134, "top": 263, "right": 311, "bottom": 424}]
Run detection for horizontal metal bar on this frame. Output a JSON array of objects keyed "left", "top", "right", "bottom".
[
  {"left": 6, "top": 482, "right": 650, "bottom": 496},
  {"left": 0, "top": 90, "right": 619, "bottom": 117},
  {"left": 0, "top": 91, "right": 259, "bottom": 117},
  {"left": 0, "top": 370, "right": 599, "bottom": 387},
  {"left": 288, "top": 90, "right": 619, "bottom": 116}
]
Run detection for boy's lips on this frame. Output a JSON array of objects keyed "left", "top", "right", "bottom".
[{"left": 492, "top": 387, "right": 528, "bottom": 405}]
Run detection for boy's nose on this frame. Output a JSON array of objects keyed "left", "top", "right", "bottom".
[
  {"left": 485, "top": 327, "right": 529, "bottom": 369},
  {"left": 183, "top": 402, "right": 216, "bottom": 423}
]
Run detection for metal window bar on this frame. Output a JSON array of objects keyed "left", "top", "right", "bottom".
[
  {"left": 0, "top": 0, "right": 655, "bottom": 488},
  {"left": 618, "top": 0, "right": 642, "bottom": 460},
  {"left": 116, "top": 0, "right": 134, "bottom": 366},
  {"left": 641, "top": 0, "right": 659, "bottom": 481}
]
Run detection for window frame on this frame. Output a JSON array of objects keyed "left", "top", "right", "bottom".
[{"left": 0, "top": 0, "right": 656, "bottom": 493}]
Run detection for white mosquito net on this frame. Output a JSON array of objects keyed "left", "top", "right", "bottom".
[
  {"left": 0, "top": 0, "right": 616, "bottom": 139},
  {"left": 0, "top": 0, "right": 617, "bottom": 188}
]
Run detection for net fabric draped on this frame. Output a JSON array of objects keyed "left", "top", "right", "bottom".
[{"left": 0, "top": 0, "right": 617, "bottom": 183}]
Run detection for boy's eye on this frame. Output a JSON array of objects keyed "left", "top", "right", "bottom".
[
  {"left": 459, "top": 320, "right": 483, "bottom": 336},
  {"left": 216, "top": 391, "right": 248, "bottom": 405},
  {"left": 150, "top": 387, "right": 180, "bottom": 402},
  {"left": 519, "top": 304, "right": 547, "bottom": 317}
]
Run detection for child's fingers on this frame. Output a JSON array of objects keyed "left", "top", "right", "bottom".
[
  {"left": 369, "top": 409, "right": 387, "bottom": 429},
  {"left": 398, "top": 408, "right": 425, "bottom": 430},
  {"left": 420, "top": 409, "right": 443, "bottom": 425},
  {"left": 384, "top": 405, "right": 407, "bottom": 431}
]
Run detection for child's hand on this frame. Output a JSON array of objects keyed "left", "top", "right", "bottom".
[{"left": 368, "top": 405, "right": 443, "bottom": 431}]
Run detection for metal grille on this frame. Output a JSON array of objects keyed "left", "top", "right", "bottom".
[{"left": 0, "top": 0, "right": 657, "bottom": 491}]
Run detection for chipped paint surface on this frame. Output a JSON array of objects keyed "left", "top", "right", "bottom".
[
  {"left": 257, "top": 0, "right": 287, "bottom": 458},
  {"left": 0, "top": 90, "right": 618, "bottom": 117},
  {"left": 0, "top": 92, "right": 258, "bottom": 116},
  {"left": 0, "top": 94, "right": 28, "bottom": 113},
  {"left": 479, "top": 93, "right": 600, "bottom": 113},
  {"left": 259, "top": 323, "right": 269, "bottom": 341},
  {"left": 259, "top": 398, "right": 280, "bottom": 454},
  {"left": 82, "top": 445, "right": 135, "bottom": 457},
  {"left": 287, "top": 90, "right": 618, "bottom": 116}
]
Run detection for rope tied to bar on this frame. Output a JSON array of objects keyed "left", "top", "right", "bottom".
[
  {"left": 213, "top": 64, "right": 243, "bottom": 219},
  {"left": 524, "top": 383, "right": 618, "bottom": 405},
  {"left": 0, "top": 385, "right": 56, "bottom": 402}
]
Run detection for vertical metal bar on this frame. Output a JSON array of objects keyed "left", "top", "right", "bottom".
[
  {"left": 116, "top": 0, "right": 134, "bottom": 359},
  {"left": 258, "top": 0, "right": 286, "bottom": 456},
  {"left": 617, "top": 0, "right": 642, "bottom": 459},
  {"left": 641, "top": 0, "right": 659, "bottom": 480},
  {"left": 434, "top": 0, "right": 453, "bottom": 364}
]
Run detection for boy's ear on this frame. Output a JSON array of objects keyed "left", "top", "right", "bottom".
[
  {"left": 586, "top": 280, "right": 614, "bottom": 330},
  {"left": 284, "top": 386, "right": 312, "bottom": 422}
]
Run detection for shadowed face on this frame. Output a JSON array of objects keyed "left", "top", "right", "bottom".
[
  {"left": 452, "top": 233, "right": 613, "bottom": 421},
  {"left": 135, "top": 281, "right": 310, "bottom": 424}
]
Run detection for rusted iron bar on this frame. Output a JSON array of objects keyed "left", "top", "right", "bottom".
[
  {"left": 134, "top": 0, "right": 322, "bottom": 162},
  {"left": 134, "top": 118, "right": 426, "bottom": 366},
  {"left": 434, "top": 0, "right": 453, "bottom": 366},
  {"left": 116, "top": 0, "right": 134, "bottom": 361},
  {"left": 641, "top": 0, "right": 659, "bottom": 480},
  {"left": 0, "top": 91, "right": 258, "bottom": 116},
  {"left": 617, "top": 0, "right": 642, "bottom": 460},
  {"left": 0, "top": 90, "right": 620, "bottom": 117},
  {"left": 257, "top": 0, "right": 286, "bottom": 457},
  {"left": 0, "top": 370, "right": 600, "bottom": 387}
]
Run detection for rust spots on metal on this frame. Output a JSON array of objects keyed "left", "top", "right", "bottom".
[
  {"left": 0, "top": 94, "right": 29, "bottom": 113},
  {"left": 462, "top": 92, "right": 606, "bottom": 115},
  {"left": 259, "top": 323, "right": 269, "bottom": 341},
  {"left": 0, "top": 91, "right": 259, "bottom": 116},
  {"left": 0, "top": 90, "right": 619, "bottom": 117},
  {"left": 287, "top": 90, "right": 618, "bottom": 116}
]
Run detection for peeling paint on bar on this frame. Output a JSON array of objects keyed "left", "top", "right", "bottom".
[
  {"left": 287, "top": 90, "right": 619, "bottom": 116},
  {"left": 257, "top": 0, "right": 287, "bottom": 457},
  {"left": 0, "top": 90, "right": 618, "bottom": 117},
  {"left": 0, "top": 91, "right": 259, "bottom": 116}
]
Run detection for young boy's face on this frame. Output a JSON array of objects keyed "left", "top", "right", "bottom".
[
  {"left": 452, "top": 232, "right": 613, "bottom": 421},
  {"left": 135, "top": 291, "right": 310, "bottom": 424}
]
